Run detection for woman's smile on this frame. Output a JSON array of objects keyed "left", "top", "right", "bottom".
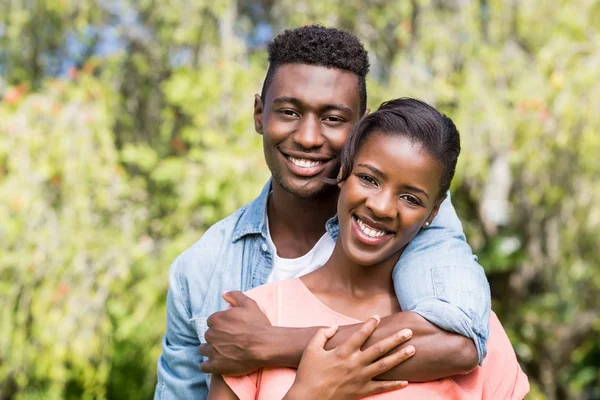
[{"left": 351, "top": 214, "right": 395, "bottom": 246}]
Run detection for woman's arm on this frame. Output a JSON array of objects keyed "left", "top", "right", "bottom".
[{"left": 207, "top": 374, "right": 239, "bottom": 400}]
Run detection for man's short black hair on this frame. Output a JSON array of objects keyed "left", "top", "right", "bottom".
[{"left": 260, "top": 25, "right": 370, "bottom": 114}]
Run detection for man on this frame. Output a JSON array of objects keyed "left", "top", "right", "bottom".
[{"left": 155, "top": 25, "right": 491, "bottom": 399}]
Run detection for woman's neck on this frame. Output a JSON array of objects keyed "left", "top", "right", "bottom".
[{"left": 303, "top": 239, "right": 404, "bottom": 300}]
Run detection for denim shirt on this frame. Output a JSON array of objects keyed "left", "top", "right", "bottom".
[{"left": 154, "top": 182, "right": 491, "bottom": 399}]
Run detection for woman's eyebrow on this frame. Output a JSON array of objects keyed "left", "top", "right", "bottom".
[
  {"left": 402, "top": 184, "right": 429, "bottom": 200},
  {"left": 357, "top": 163, "right": 430, "bottom": 199},
  {"left": 357, "top": 163, "right": 385, "bottom": 177}
]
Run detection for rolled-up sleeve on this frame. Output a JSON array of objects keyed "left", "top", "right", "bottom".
[
  {"left": 393, "top": 193, "right": 491, "bottom": 364},
  {"left": 155, "top": 256, "right": 209, "bottom": 399}
]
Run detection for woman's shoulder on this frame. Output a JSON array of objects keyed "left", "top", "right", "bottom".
[
  {"left": 244, "top": 278, "right": 303, "bottom": 302},
  {"left": 243, "top": 279, "right": 307, "bottom": 324}
]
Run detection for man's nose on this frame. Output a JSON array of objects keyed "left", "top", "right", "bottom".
[{"left": 292, "top": 115, "right": 325, "bottom": 149}]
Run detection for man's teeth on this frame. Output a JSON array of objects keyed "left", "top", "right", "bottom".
[
  {"left": 289, "top": 156, "right": 322, "bottom": 168},
  {"left": 356, "top": 217, "right": 387, "bottom": 238}
]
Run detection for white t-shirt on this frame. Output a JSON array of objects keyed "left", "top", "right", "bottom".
[{"left": 265, "top": 212, "right": 335, "bottom": 283}]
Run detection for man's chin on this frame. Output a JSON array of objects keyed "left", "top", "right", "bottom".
[{"left": 278, "top": 178, "right": 337, "bottom": 199}]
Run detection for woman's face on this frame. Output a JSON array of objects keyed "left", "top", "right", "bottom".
[{"left": 337, "top": 131, "right": 443, "bottom": 266}]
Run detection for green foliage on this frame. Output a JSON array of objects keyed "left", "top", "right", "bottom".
[{"left": 1, "top": 1, "right": 598, "bottom": 399}]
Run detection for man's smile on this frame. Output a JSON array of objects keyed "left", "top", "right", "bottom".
[{"left": 280, "top": 150, "right": 334, "bottom": 178}]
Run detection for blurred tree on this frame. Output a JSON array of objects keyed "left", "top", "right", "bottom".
[{"left": 0, "top": 0, "right": 598, "bottom": 399}]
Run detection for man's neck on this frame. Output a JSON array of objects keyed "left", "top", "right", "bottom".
[{"left": 267, "top": 181, "right": 339, "bottom": 258}]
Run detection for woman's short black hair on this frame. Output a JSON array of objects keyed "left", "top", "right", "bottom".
[
  {"left": 261, "top": 25, "right": 370, "bottom": 114},
  {"left": 337, "top": 98, "right": 461, "bottom": 201}
]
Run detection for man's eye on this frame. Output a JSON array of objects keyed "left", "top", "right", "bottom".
[
  {"left": 279, "top": 109, "right": 298, "bottom": 117},
  {"left": 323, "top": 116, "right": 345, "bottom": 123}
]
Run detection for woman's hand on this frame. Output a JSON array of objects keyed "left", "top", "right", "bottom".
[{"left": 284, "top": 316, "right": 415, "bottom": 400}]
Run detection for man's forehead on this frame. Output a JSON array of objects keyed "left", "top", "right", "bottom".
[{"left": 268, "top": 63, "right": 360, "bottom": 110}]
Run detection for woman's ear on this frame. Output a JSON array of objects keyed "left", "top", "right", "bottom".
[
  {"left": 254, "top": 94, "right": 264, "bottom": 134},
  {"left": 423, "top": 198, "right": 444, "bottom": 228}
]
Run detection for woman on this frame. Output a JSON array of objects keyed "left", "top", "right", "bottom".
[{"left": 209, "top": 98, "right": 529, "bottom": 399}]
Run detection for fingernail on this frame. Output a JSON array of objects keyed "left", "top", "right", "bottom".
[
  {"left": 371, "top": 315, "right": 381, "bottom": 325},
  {"left": 399, "top": 329, "right": 413, "bottom": 339},
  {"left": 405, "top": 345, "right": 415, "bottom": 355},
  {"left": 401, "top": 381, "right": 409, "bottom": 387}
]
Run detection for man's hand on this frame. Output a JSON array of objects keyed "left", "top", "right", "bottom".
[
  {"left": 200, "top": 291, "right": 271, "bottom": 375},
  {"left": 284, "top": 316, "right": 415, "bottom": 400}
]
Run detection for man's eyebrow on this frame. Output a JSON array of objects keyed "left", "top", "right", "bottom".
[
  {"left": 357, "top": 163, "right": 430, "bottom": 199},
  {"left": 272, "top": 96, "right": 302, "bottom": 106},
  {"left": 324, "top": 104, "right": 353, "bottom": 114},
  {"left": 272, "top": 97, "right": 353, "bottom": 114}
]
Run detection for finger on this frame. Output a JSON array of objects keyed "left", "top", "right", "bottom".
[
  {"left": 198, "top": 343, "right": 214, "bottom": 358},
  {"left": 200, "top": 359, "right": 214, "bottom": 373},
  {"left": 364, "top": 344, "right": 416, "bottom": 378},
  {"left": 306, "top": 325, "right": 339, "bottom": 350},
  {"left": 363, "top": 379, "right": 408, "bottom": 396},
  {"left": 222, "top": 290, "right": 252, "bottom": 307},
  {"left": 337, "top": 316, "right": 380, "bottom": 356},
  {"left": 360, "top": 328, "right": 413, "bottom": 363}
]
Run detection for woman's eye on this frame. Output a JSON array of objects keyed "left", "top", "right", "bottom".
[
  {"left": 401, "top": 195, "right": 421, "bottom": 206},
  {"left": 358, "top": 174, "right": 377, "bottom": 185}
]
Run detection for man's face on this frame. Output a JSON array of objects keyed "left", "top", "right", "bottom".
[{"left": 255, "top": 64, "right": 363, "bottom": 198}]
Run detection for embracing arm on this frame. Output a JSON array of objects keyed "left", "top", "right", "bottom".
[
  {"left": 394, "top": 193, "right": 491, "bottom": 366},
  {"left": 201, "top": 292, "right": 476, "bottom": 382},
  {"left": 256, "top": 311, "right": 477, "bottom": 381}
]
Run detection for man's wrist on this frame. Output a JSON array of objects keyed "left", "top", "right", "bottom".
[
  {"left": 254, "top": 326, "right": 316, "bottom": 369},
  {"left": 249, "top": 324, "right": 275, "bottom": 366}
]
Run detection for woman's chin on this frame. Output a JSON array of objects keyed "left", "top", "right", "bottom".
[{"left": 346, "top": 249, "right": 384, "bottom": 267}]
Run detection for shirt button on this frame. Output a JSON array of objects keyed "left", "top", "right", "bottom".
[{"left": 261, "top": 243, "right": 268, "bottom": 252}]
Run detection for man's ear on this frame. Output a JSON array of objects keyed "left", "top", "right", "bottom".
[
  {"left": 254, "top": 94, "right": 264, "bottom": 135},
  {"left": 362, "top": 108, "right": 370, "bottom": 119}
]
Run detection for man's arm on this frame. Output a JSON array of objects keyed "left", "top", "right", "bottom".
[
  {"left": 256, "top": 311, "right": 476, "bottom": 381},
  {"left": 201, "top": 293, "right": 477, "bottom": 382},
  {"left": 395, "top": 192, "right": 491, "bottom": 366},
  {"left": 155, "top": 256, "right": 208, "bottom": 399}
]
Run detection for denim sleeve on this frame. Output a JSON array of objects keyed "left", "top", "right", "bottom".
[
  {"left": 393, "top": 192, "right": 491, "bottom": 364},
  {"left": 155, "top": 256, "right": 209, "bottom": 400}
]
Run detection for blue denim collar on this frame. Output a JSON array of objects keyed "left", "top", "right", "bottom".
[
  {"left": 231, "top": 179, "right": 340, "bottom": 243},
  {"left": 231, "top": 180, "right": 272, "bottom": 242}
]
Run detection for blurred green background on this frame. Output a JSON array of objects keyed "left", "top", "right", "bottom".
[{"left": 0, "top": 0, "right": 599, "bottom": 399}]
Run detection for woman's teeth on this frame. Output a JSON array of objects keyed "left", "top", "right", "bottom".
[
  {"left": 289, "top": 156, "right": 323, "bottom": 168},
  {"left": 356, "top": 216, "right": 387, "bottom": 237}
]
